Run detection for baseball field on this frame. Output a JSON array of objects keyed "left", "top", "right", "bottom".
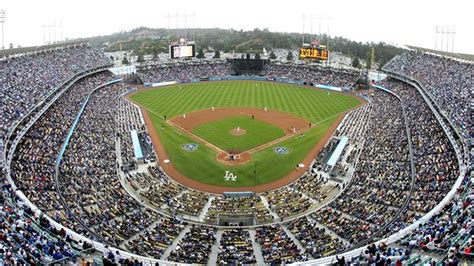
[
  {"left": 129, "top": 80, "right": 363, "bottom": 192},
  {"left": 192, "top": 115, "right": 285, "bottom": 153}
]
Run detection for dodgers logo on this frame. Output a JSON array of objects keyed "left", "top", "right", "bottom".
[
  {"left": 182, "top": 143, "right": 198, "bottom": 152},
  {"left": 224, "top": 171, "right": 237, "bottom": 181},
  {"left": 274, "top": 146, "right": 290, "bottom": 155}
]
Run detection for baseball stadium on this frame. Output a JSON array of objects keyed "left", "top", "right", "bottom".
[{"left": 0, "top": 1, "right": 472, "bottom": 265}]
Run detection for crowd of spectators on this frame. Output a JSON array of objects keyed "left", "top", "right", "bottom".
[
  {"left": 312, "top": 207, "right": 376, "bottom": 245},
  {"left": 1, "top": 177, "right": 93, "bottom": 264},
  {"left": 127, "top": 166, "right": 209, "bottom": 217},
  {"left": 310, "top": 77, "right": 461, "bottom": 250},
  {"left": 9, "top": 70, "right": 162, "bottom": 249},
  {"left": 205, "top": 196, "right": 273, "bottom": 224},
  {"left": 287, "top": 173, "right": 339, "bottom": 204},
  {"left": 286, "top": 216, "right": 348, "bottom": 259},
  {"left": 255, "top": 224, "right": 307, "bottom": 264},
  {"left": 116, "top": 95, "right": 149, "bottom": 169},
  {"left": 167, "top": 225, "right": 216, "bottom": 264},
  {"left": 307, "top": 89, "right": 412, "bottom": 246},
  {"left": 2, "top": 46, "right": 469, "bottom": 264},
  {"left": 383, "top": 51, "right": 472, "bottom": 158},
  {"left": 347, "top": 242, "right": 409, "bottom": 265},
  {"left": 0, "top": 45, "right": 110, "bottom": 144},
  {"left": 382, "top": 78, "right": 459, "bottom": 212},
  {"left": 265, "top": 63, "right": 359, "bottom": 88},
  {"left": 217, "top": 229, "right": 256, "bottom": 264},
  {"left": 137, "top": 62, "right": 231, "bottom": 83},
  {"left": 57, "top": 82, "right": 160, "bottom": 246},
  {"left": 378, "top": 78, "right": 469, "bottom": 263},
  {"left": 136, "top": 61, "right": 360, "bottom": 91},
  {"left": 327, "top": 103, "right": 373, "bottom": 178},
  {"left": 336, "top": 103, "right": 372, "bottom": 141},
  {"left": 124, "top": 217, "right": 185, "bottom": 259},
  {"left": 401, "top": 176, "right": 472, "bottom": 262},
  {"left": 263, "top": 188, "right": 312, "bottom": 219},
  {"left": 10, "top": 71, "right": 115, "bottom": 225}
]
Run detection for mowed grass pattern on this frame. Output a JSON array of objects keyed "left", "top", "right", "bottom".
[
  {"left": 131, "top": 81, "right": 360, "bottom": 123},
  {"left": 131, "top": 81, "right": 363, "bottom": 187},
  {"left": 192, "top": 116, "right": 285, "bottom": 152}
]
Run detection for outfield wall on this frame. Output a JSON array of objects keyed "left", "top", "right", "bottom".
[
  {"left": 143, "top": 75, "right": 345, "bottom": 92},
  {"left": 6, "top": 72, "right": 465, "bottom": 265}
]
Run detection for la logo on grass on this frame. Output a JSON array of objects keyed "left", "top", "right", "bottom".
[{"left": 224, "top": 171, "right": 237, "bottom": 181}]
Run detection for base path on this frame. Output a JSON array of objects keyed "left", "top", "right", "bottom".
[
  {"left": 141, "top": 107, "right": 346, "bottom": 194},
  {"left": 170, "top": 107, "right": 311, "bottom": 134},
  {"left": 169, "top": 107, "right": 312, "bottom": 165}
]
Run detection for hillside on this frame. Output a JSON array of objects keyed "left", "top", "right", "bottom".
[{"left": 77, "top": 27, "right": 405, "bottom": 68}]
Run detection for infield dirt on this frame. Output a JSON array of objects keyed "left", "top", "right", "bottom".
[
  {"left": 168, "top": 107, "right": 312, "bottom": 165},
  {"left": 169, "top": 107, "right": 310, "bottom": 133},
  {"left": 142, "top": 106, "right": 346, "bottom": 194}
]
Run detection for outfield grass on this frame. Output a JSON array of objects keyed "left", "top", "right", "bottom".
[
  {"left": 192, "top": 116, "right": 285, "bottom": 152},
  {"left": 131, "top": 81, "right": 362, "bottom": 187},
  {"left": 131, "top": 81, "right": 360, "bottom": 123}
]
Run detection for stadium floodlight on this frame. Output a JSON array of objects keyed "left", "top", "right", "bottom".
[
  {"left": 0, "top": 10, "right": 5, "bottom": 50},
  {"left": 436, "top": 26, "right": 439, "bottom": 50},
  {"left": 451, "top": 26, "right": 456, "bottom": 53}
]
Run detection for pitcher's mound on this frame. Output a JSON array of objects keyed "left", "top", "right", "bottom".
[{"left": 229, "top": 128, "right": 247, "bottom": 136}]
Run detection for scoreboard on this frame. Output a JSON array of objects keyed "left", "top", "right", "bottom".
[
  {"left": 169, "top": 44, "right": 196, "bottom": 59},
  {"left": 299, "top": 47, "right": 329, "bottom": 61}
]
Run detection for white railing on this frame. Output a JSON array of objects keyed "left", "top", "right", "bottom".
[
  {"left": 5, "top": 74, "right": 172, "bottom": 265},
  {"left": 295, "top": 76, "right": 467, "bottom": 265},
  {"left": 4, "top": 74, "right": 467, "bottom": 265},
  {"left": 3, "top": 64, "right": 111, "bottom": 170}
]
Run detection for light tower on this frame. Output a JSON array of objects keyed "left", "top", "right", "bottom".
[{"left": 0, "top": 10, "right": 5, "bottom": 50}]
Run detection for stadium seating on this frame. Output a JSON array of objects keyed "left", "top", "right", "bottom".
[
  {"left": 0, "top": 45, "right": 110, "bottom": 145},
  {"left": 1, "top": 45, "right": 471, "bottom": 265},
  {"left": 383, "top": 51, "right": 472, "bottom": 144},
  {"left": 137, "top": 62, "right": 231, "bottom": 84},
  {"left": 265, "top": 63, "right": 358, "bottom": 88}
]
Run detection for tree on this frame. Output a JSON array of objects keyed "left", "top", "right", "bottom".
[
  {"left": 213, "top": 50, "right": 221, "bottom": 59},
  {"left": 137, "top": 53, "right": 145, "bottom": 63},
  {"left": 196, "top": 48, "right": 205, "bottom": 59},
  {"left": 365, "top": 51, "right": 372, "bottom": 70},
  {"left": 255, "top": 53, "right": 261, "bottom": 60},
  {"left": 352, "top": 57, "right": 361, "bottom": 68},
  {"left": 109, "top": 55, "right": 115, "bottom": 61},
  {"left": 122, "top": 55, "right": 129, "bottom": 65},
  {"left": 286, "top": 50, "right": 294, "bottom": 61},
  {"left": 152, "top": 48, "right": 159, "bottom": 61},
  {"left": 152, "top": 52, "right": 159, "bottom": 61},
  {"left": 269, "top": 50, "right": 277, "bottom": 60}
]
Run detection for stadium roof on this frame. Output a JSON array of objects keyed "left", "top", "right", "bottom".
[
  {"left": 406, "top": 45, "right": 474, "bottom": 62},
  {"left": 0, "top": 41, "right": 88, "bottom": 58}
]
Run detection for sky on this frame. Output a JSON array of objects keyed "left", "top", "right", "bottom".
[{"left": 1, "top": 0, "right": 473, "bottom": 54}]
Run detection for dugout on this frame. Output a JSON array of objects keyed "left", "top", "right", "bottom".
[
  {"left": 218, "top": 214, "right": 256, "bottom": 226},
  {"left": 223, "top": 191, "right": 255, "bottom": 198},
  {"left": 131, "top": 130, "right": 144, "bottom": 163}
]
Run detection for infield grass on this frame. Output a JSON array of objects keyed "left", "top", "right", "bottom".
[
  {"left": 192, "top": 116, "right": 285, "bottom": 153},
  {"left": 130, "top": 81, "right": 363, "bottom": 187}
]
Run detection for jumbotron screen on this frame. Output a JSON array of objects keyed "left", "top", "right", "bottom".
[
  {"left": 170, "top": 44, "right": 196, "bottom": 59},
  {"left": 299, "top": 47, "right": 329, "bottom": 60}
]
